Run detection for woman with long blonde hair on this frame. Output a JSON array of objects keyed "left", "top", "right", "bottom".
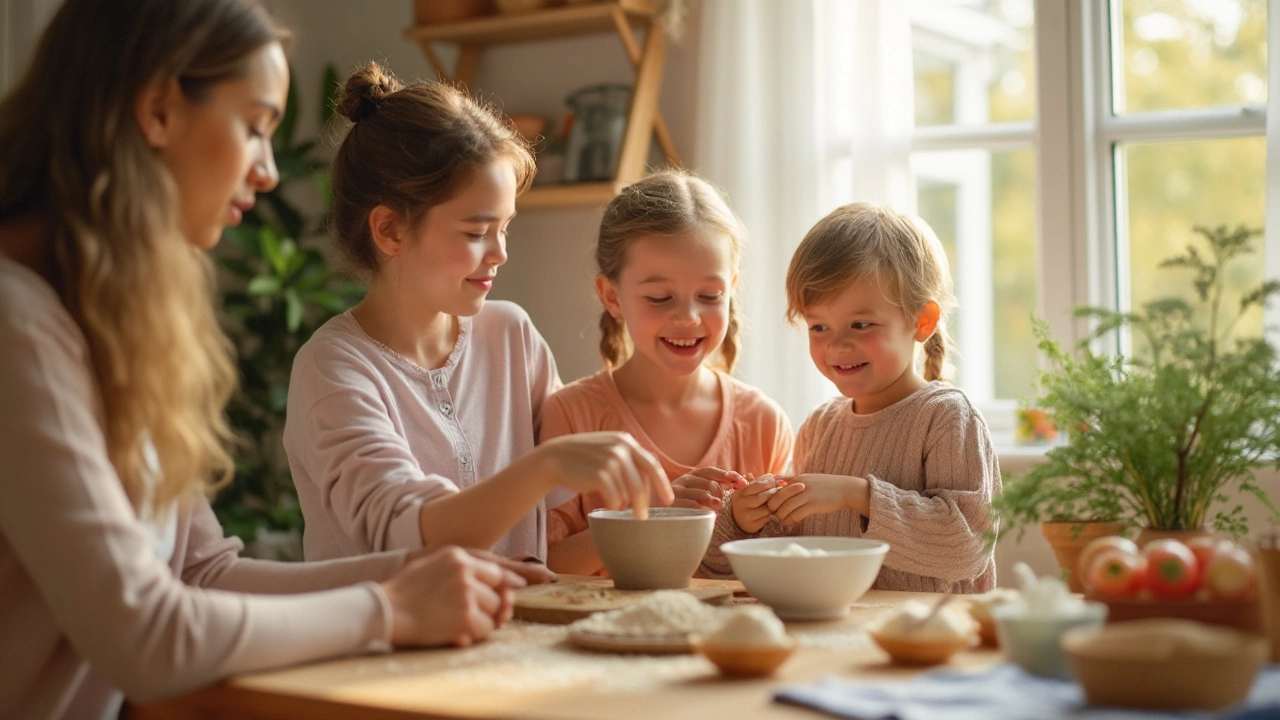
[{"left": 0, "top": 1, "right": 550, "bottom": 718}]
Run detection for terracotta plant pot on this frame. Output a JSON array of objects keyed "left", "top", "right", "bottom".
[{"left": 1041, "top": 521, "right": 1126, "bottom": 593}]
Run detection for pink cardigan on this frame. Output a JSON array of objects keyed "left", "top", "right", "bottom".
[{"left": 284, "top": 301, "right": 560, "bottom": 561}]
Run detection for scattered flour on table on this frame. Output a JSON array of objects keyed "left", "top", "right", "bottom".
[
  {"left": 570, "top": 590, "right": 727, "bottom": 637},
  {"left": 354, "top": 621, "right": 708, "bottom": 693}
]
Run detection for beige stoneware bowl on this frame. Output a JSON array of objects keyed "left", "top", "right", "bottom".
[{"left": 588, "top": 508, "right": 715, "bottom": 590}]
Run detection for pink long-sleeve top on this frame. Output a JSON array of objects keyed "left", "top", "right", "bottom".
[
  {"left": 541, "top": 368, "right": 794, "bottom": 573},
  {"left": 284, "top": 301, "right": 560, "bottom": 562},
  {"left": 704, "top": 382, "right": 1001, "bottom": 592},
  {"left": 0, "top": 257, "right": 405, "bottom": 720}
]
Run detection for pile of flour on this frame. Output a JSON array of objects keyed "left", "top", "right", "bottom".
[{"left": 571, "top": 590, "right": 726, "bottom": 637}]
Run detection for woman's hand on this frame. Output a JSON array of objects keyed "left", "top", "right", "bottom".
[
  {"left": 670, "top": 466, "right": 747, "bottom": 510},
  {"left": 379, "top": 546, "right": 552, "bottom": 648},
  {"left": 536, "top": 432, "right": 673, "bottom": 518}
]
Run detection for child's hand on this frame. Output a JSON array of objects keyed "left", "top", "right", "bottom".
[
  {"left": 669, "top": 467, "right": 747, "bottom": 510},
  {"left": 732, "top": 474, "right": 791, "bottom": 533},
  {"left": 767, "top": 473, "right": 863, "bottom": 526}
]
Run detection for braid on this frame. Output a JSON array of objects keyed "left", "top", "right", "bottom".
[
  {"left": 923, "top": 321, "right": 947, "bottom": 381},
  {"left": 717, "top": 296, "right": 742, "bottom": 373},
  {"left": 598, "top": 310, "right": 628, "bottom": 368}
]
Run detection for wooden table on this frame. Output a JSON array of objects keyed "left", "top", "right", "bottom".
[{"left": 135, "top": 585, "right": 1001, "bottom": 720}]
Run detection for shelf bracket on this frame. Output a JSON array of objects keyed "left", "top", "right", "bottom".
[
  {"left": 609, "top": 9, "right": 681, "bottom": 167},
  {"left": 613, "top": 16, "right": 668, "bottom": 185}
]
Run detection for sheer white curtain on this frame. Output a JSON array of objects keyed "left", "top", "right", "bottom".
[{"left": 695, "top": 0, "right": 916, "bottom": 425}]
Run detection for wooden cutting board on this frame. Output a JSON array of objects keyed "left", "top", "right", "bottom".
[{"left": 513, "top": 575, "right": 739, "bottom": 625}]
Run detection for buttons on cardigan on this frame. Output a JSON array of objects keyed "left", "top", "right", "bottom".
[
  {"left": 430, "top": 370, "right": 445, "bottom": 388},
  {"left": 459, "top": 454, "right": 471, "bottom": 468},
  {"left": 439, "top": 401, "right": 454, "bottom": 417}
]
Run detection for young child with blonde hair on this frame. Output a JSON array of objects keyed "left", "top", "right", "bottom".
[
  {"left": 542, "top": 170, "right": 793, "bottom": 575},
  {"left": 704, "top": 202, "right": 1000, "bottom": 592}
]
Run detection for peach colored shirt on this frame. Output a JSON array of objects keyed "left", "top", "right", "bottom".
[
  {"left": 0, "top": 257, "right": 403, "bottom": 720},
  {"left": 285, "top": 301, "right": 560, "bottom": 562},
  {"left": 542, "top": 369, "right": 793, "bottom": 556}
]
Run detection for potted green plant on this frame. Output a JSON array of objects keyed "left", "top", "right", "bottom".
[
  {"left": 213, "top": 64, "right": 364, "bottom": 558},
  {"left": 993, "top": 225, "right": 1280, "bottom": 582}
]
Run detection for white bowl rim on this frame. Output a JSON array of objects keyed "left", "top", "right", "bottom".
[
  {"left": 587, "top": 508, "right": 715, "bottom": 521},
  {"left": 989, "top": 601, "right": 1109, "bottom": 623},
  {"left": 720, "top": 536, "right": 889, "bottom": 557}
]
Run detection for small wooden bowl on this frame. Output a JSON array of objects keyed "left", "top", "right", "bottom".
[
  {"left": 868, "top": 630, "right": 974, "bottom": 666},
  {"left": 691, "top": 636, "right": 797, "bottom": 677}
]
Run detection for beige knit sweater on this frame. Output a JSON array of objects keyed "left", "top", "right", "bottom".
[{"left": 704, "top": 382, "right": 1000, "bottom": 593}]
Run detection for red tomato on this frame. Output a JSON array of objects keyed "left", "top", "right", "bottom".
[
  {"left": 1142, "top": 539, "right": 1201, "bottom": 598},
  {"left": 1086, "top": 548, "right": 1148, "bottom": 597},
  {"left": 1204, "top": 545, "right": 1258, "bottom": 600},
  {"left": 1077, "top": 536, "right": 1140, "bottom": 583},
  {"left": 1185, "top": 536, "right": 1230, "bottom": 569}
]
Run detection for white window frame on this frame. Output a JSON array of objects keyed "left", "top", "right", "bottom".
[
  {"left": 1041, "top": 0, "right": 1271, "bottom": 351},
  {"left": 912, "top": 0, "right": 1275, "bottom": 442}
]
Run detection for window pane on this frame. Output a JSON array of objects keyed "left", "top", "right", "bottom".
[
  {"left": 912, "top": 0, "right": 1036, "bottom": 127},
  {"left": 1114, "top": 0, "right": 1267, "bottom": 114},
  {"left": 1122, "top": 137, "right": 1266, "bottom": 342},
  {"left": 913, "top": 149, "right": 1039, "bottom": 402}
]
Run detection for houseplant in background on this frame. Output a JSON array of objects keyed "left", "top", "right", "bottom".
[
  {"left": 992, "top": 225, "right": 1280, "bottom": 585},
  {"left": 214, "top": 64, "right": 364, "bottom": 559}
]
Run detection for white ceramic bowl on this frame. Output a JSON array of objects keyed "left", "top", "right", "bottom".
[
  {"left": 588, "top": 508, "right": 715, "bottom": 590},
  {"left": 991, "top": 601, "right": 1108, "bottom": 678},
  {"left": 720, "top": 537, "right": 889, "bottom": 620}
]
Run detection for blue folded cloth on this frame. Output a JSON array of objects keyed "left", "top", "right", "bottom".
[{"left": 773, "top": 663, "right": 1280, "bottom": 720}]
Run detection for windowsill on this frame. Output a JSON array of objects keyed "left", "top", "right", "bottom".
[{"left": 990, "top": 431, "right": 1055, "bottom": 473}]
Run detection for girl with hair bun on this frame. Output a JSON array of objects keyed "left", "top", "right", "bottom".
[{"left": 284, "top": 63, "right": 672, "bottom": 565}]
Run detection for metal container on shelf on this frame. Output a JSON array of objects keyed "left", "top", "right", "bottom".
[{"left": 561, "top": 83, "right": 631, "bottom": 183}]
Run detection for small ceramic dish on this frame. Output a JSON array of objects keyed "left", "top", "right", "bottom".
[
  {"left": 991, "top": 601, "right": 1108, "bottom": 679},
  {"left": 867, "top": 629, "right": 975, "bottom": 666},
  {"left": 691, "top": 636, "right": 797, "bottom": 677},
  {"left": 965, "top": 589, "right": 1021, "bottom": 647}
]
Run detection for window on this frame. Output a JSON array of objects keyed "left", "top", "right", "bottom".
[
  {"left": 910, "top": 0, "right": 1271, "bottom": 439},
  {"left": 911, "top": 0, "right": 1039, "bottom": 425}
]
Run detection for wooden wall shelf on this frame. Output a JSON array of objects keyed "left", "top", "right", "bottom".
[
  {"left": 404, "top": 0, "right": 680, "bottom": 210},
  {"left": 404, "top": 0, "right": 657, "bottom": 46}
]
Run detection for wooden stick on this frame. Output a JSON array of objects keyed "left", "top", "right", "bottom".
[{"left": 609, "top": 8, "right": 681, "bottom": 167}]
